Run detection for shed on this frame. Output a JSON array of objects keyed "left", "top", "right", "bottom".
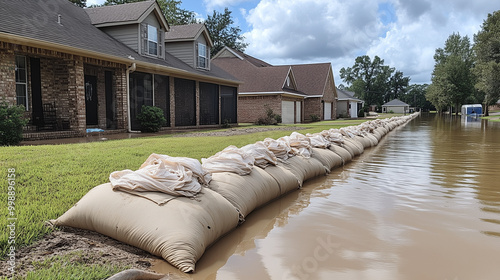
[
  {"left": 382, "top": 99, "right": 410, "bottom": 114},
  {"left": 461, "top": 104, "right": 482, "bottom": 116}
]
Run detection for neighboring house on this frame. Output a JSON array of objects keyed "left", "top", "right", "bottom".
[
  {"left": 382, "top": 99, "right": 410, "bottom": 114},
  {"left": 212, "top": 47, "right": 337, "bottom": 124},
  {"left": 0, "top": 0, "right": 239, "bottom": 140},
  {"left": 336, "top": 88, "right": 364, "bottom": 118}
]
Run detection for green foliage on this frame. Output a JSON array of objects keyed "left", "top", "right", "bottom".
[
  {"left": 204, "top": 7, "right": 248, "bottom": 57},
  {"left": 339, "top": 55, "right": 410, "bottom": 107},
  {"left": 0, "top": 102, "right": 28, "bottom": 146},
  {"left": 427, "top": 33, "right": 475, "bottom": 114},
  {"left": 310, "top": 114, "right": 320, "bottom": 122},
  {"left": 401, "top": 84, "right": 434, "bottom": 111},
  {"left": 358, "top": 109, "right": 365, "bottom": 117},
  {"left": 221, "top": 119, "right": 231, "bottom": 128},
  {"left": 388, "top": 110, "right": 394, "bottom": 114},
  {"left": 137, "top": 105, "right": 166, "bottom": 133},
  {"left": 256, "top": 105, "right": 281, "bottom": 125},
  {"left": 474, "top": 10, "right": 500, "bottom": 116},
  {"left": 68, "top": 0, "right": 86, "bottom": 7}
]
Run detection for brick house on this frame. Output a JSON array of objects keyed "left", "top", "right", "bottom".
[
  {"left": 212, "top": 47, "right": 337, "bottom": 124},
  {"left": 0, "top": 0, "right": 239, "bottom": 140}
]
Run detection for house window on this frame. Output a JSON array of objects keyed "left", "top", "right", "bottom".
[
  {"left": 15, "top": 55, "right": 28, "bottom": 109},
  {"left": 148, "top": 25, "right": 158, "bottom": 56},
  {"left": 198, "top": 43, "right": 207, "bottom": 69}
]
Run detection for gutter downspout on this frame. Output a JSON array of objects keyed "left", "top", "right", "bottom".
[{"left": 126, "top": 61, "right": 136, "bottom": 132}]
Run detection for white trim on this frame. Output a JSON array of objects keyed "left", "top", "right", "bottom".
[
  {"left": 304, "top": 95, "right": 323, "bottom": 98},
  {"left": 212, "top": 46, "right": 244, "bottom": 60},
  {"left": 239, "top": 91, "right": 306, "bottom": 98}
]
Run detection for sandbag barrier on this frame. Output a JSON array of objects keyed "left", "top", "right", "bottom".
[{"left": 51, "top": 113, "right": 419, "bottom": 273}]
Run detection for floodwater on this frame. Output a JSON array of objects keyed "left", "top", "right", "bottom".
[{"left": 153, "top": 113, "right": 500, "bottom": 280}]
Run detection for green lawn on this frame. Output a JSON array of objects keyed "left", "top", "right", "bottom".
[{"left": 0, "top": 117, "right": 386, "bottom": 278}]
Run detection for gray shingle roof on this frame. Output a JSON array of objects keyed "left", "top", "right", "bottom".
[
  {"left": 290, "top": 63, "right": 332, "bottom": 96},
  {"left": 165, "top": 24, "right": 203, "bottom": 40},
  {"left": 383, "top": 99, "right": 409, "bottom": 106},
  {"left": 0, "top": 0, "right": 238, "bottom": 83},
  {"left": 85, "top": 1, "right": 155, "bottom": 26},
  {"left": 336, "top": 88, "right": 363, "bottom": 102}
]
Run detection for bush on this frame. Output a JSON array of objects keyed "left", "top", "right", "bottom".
[
  {"left": 136, "top": 105, "right": 166, "bottom": 133},
  {"left": 389, "top": 110, "right": 394, "bottom": 114},
  {"left": 310, "top": 114, "right": 320, "bottom": 122},
  {"left": 0, "top": 102, "right": 28, "bottom": 146},
  {"left": 358, "top": 109, "right": 365, "bottom": 117},
  {"left": 255, "top": 105, "right": 281, "bottom": 125}
]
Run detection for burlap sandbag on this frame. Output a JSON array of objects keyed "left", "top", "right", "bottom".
[
  {"left": 364, "top": 133, "right": 379, "bottom": 146},
  {"left": 328, "top": 145, "right": 353, "bottom": 164},
  {"left": 262, "top": 165, "right": 301, "bottom": 195},
  {"left": 277, "top": 155, "right": 327, "bottom": 186},
  {"left": 354, "top": 135, "right": 372, "bottom": 149},
  {"left": 343, "top": 138, "right": 363, "bottom": 156},
  {"left": 51, "top": 183, "right": 239, "bottom": 273},
  {"left": 311, "top": 148, "right": 343, "bottom": 171},
  {"left": 208, "top": 167, "right": 282, "bottom": 220}
]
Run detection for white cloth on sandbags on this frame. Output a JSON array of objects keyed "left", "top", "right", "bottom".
[
  {"left": 320, "top": 129, "right": 344, "bottom": 146},
  {"left": 306, "top": 133, "right": 331, "bottom": 149},
  {"left": 279, "top": 132, "right": 312, "bottom": 158},
  {"left": 110, "top": 156, "right": 203, "bottom": 198},
  {"left": 202, "top": 145, "right": 254, "bottom": 175},
  {"left": 263, "top": 137, "right": 292, "bottom": 160},
  {"left": 241, "top": 141, "right": 277, "bottom": 168}
]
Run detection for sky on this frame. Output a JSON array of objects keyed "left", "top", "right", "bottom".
[{"left": 87, "top": 0, "right": 500, "bottom": 85}]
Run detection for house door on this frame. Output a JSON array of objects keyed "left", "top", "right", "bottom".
[
  {"left": 324, "top": 102, "right": 332, "bottom": 120},
  {"left": 281, "top": 101, "right": 295, "bottom": 124},
  {"left": 85, "top": 75, "right": 98, "bottom": 125}
]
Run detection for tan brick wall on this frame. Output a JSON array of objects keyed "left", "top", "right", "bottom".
[
  {"left": 0, "top": 47, "right": 16, "bottom": 104},
  {"left": 304, "top": 97, "right": 322, "bottom": 122},
  {"left": 238, "top": 95, "right": 281, "bottom": 123}
]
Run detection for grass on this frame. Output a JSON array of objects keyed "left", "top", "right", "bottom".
[
  {"left": 0, "top": 116, "right": 387, "bottom": 277},
  {"left": 1, "top": 251, "right": 128, "bottom": 280},
  {"left": 481, "top": 115, "right": 500, "bottom": 122}
]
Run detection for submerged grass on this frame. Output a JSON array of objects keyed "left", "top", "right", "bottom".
[{"left": 0, "top": 117, "right": 377, "bottom": 263}]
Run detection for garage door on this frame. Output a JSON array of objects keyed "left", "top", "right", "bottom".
[
  {"left": 282, "top": 101, "right": 295, "bottom": 124},
  {"left": 324, "top": 102, "right": 332, "bottom": 120}
]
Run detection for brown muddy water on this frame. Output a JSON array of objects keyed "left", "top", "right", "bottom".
[{"left": 153, "top": 113, "right": 500, "bottom": 280}]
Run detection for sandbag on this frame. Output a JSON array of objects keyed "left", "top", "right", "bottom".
[
  {"left": 263, "top": 137, "right": 291, "bottom": 160},
  {"left": 208, "top": 167, "right": 282, "bottom": 220},
  {"left": 306, "top": 133, "right": 331, "bottom": 149},
  {"left": 110, "top": 154, "right": 208, "bottom": 199},
  {"left": 364, "top": 133, "right": 379, "bottom": 146},
  {"left": 354, "top": 135, "right": 372, "bottom": 149},
  {"left": 278, "top": 156, "right": 327, "bottom": 186},
  {"left": 261, "top": 165, "right": 300, "bottom": 195},
  {"left": 311, "top": 148, "right": 343, "bottom": 171},
  {"left": 343, "top": 138, "right": 363, "bottom": 156},
  {"left": 201, "top": 145, "right": 254, "bottom": 175},
  {"left": 328, "top": 145, "right": 353, "bottom": 164},
  {"left": 51, "top": 184, "right": 239, "bottom": 273},
  {"left": 279, "top": 132, "right": 312, "bottom": 158}
]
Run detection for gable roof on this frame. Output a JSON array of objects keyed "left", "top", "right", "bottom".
[
  {"left": 290, "top": 63, "right": 332, "bottom": 96},
  {"left": 165, "top": 23, "right": 213, "bottom": 47},
  {"left": 85, "top": 0, "right": 169, "bottom": 30},
  {"left": 383, "top": 99, "right": 409, "bottom": 106},
  {"left": 0, "top": 0, "right": 238, "bottom": 84},
  {"left": 336, "top": 88, "right": 364, "bottom": 102},
  {"left": 212, "top": 55, "right": 302, "bottom": 96},
  {"left": 213, "top": 46, "right": 273, "bottom": 67}
]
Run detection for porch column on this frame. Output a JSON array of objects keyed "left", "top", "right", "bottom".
[
  {"left": 67, "top": 58, "right": 86, "bottom": 133},
  {"left": 115, "top": 67, "right": 128, "bottom": 130}
]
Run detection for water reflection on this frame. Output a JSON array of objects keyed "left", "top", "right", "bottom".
[{"left": 154, "top": 114, "right": 500, "bottom": 279}]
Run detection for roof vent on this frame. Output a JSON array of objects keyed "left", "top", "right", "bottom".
[{"left": 57, "top": 14, "right": 62, "bottom": 26}]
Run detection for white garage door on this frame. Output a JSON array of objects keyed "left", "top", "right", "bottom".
[
  {"left": 350, "top": 101, "right": 358, "bottom": 118},
  {"left": 296, "top": 101, "right": 302, "bottom": 123},
  {"left": 324, "top": 102, "right": 332, "bottom": 120},
  {"left": 282, "top": 101, "right": 295, "bottom": 124}
]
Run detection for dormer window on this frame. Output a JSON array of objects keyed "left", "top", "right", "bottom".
[
  {"left": 198, "top": 43, "right": 208, "bottom": 69},
  {"left": 148, "top": 25, "right": 158, "bottom": 56},
  {"left": 141, "top": 23, "right": 162, "bottom": 58}
]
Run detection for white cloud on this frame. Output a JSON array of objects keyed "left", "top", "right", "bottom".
[{"left": 241, "top": 0, "right": 500, "bottom": 84}]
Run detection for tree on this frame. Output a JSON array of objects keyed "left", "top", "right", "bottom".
[
  {"left": 474, "top": 10, "right": 500, "bottom": 116},
  {"left": 427, "top": 33, "right": 475, "bottom": 115},
  {"left": 68, "top": 0, "right": 86, "bottom": 7},
  {"left": 339, "top": 55, "right": 409, "bottom": 108},
  {"left": 204, "top": 8, "right": 248, "bottom": 57},
  {"left": 401, "top": 84, "right": 433, "bottom": 111},
  {"left": 101, "top": 0, "right": 196, "bottom": 25}
]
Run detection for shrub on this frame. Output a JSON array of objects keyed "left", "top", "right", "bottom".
[
  {"left": 221, "top": 119, "right": 231, "bottom": 128},
  {"left": 389, "top": 110, "right": 394, "bottom": 114},
  {"left": 136, "top": 105, "right": 166, "bottom": 133},
  {"left": 358, "top": 109, "right": 365, "bottom": 117},
  {"left": 310, "top": 114, "right": 320, "bottom": 122},
  {"left": 0, "top": 102, "right": 28, "bottom": 146},
  {"left": 255, "top": 105, "right": 280, "bottom": 125}
]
